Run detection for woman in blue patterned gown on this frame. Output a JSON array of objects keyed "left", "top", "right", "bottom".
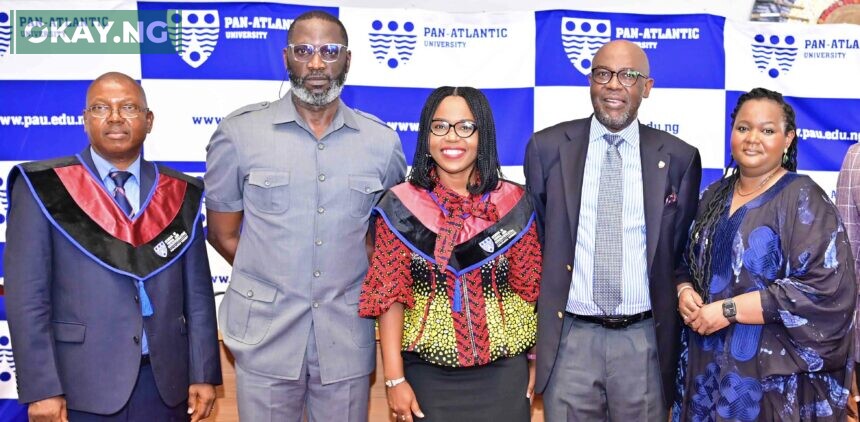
[{"left": 672, "top": 87, "right": 856, "bottom": 421}]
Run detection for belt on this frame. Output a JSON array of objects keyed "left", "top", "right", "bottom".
[
  {"left": 141, "top": 354, "right": 151, "bottom": 366},
  {"left": 567, "top": 310, "right": 653, "bottom": 329}
]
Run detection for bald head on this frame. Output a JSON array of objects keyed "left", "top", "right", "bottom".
[
  {"left": 87, "top": 72, "right": 148, "bottom": 107},
  {"left": 588, "top": 40, "right": 654, "bottom": 132},
  {"left": 593, "top": 40, "right": 650, "bottom": 76}
]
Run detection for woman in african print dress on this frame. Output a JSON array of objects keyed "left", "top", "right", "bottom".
[
  {"left": 672, "top": 88, "right": 856, "bottom": 421},
  {"left": 359, "top": 86, "right": 541, "bottom": 422}
]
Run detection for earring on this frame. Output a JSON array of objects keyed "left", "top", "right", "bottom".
[{"left": 782, "top": 148, "right": 789, "bottom": 165}]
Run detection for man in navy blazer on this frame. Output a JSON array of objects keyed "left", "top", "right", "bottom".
[
  {"left": 4, "top": 72, "right": 221, "bottom": 421},
  {"left": 525, "top": 41, "right": 701, "bottom": 420}
]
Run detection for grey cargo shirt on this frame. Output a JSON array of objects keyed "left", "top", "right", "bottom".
[{"left": 205, "top": 95, "right": 406, "bottom": 383}]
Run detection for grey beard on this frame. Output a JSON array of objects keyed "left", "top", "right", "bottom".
[
  {"left": 290, "top": 75, "right": 345, "bottom": 107},
  {"left": 595, "top": 107, "right": 633, "bottom": 131}
]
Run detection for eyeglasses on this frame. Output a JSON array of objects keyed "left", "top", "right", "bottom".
[
  {"left": 590, "top": 68, "right": 649, "bottom": 87},
  {"left": 430, "top": 119, "right": 477, "bottom": 138},
  {"left": 84, "top": 104, "right": 148, "bottom": 119},
  {"left": 287, "top": 43, "right": 348, "bottom": 63}
]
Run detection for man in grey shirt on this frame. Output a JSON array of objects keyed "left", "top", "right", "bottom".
[{"left": 204, "top": 10, "right": 406, "bottom": 422}]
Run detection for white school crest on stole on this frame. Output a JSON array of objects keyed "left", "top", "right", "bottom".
[
  {"left": 479, "top": 237, "right": 495, "bottom": 253},
  {"left": 154, "top": 241, "right": 169, "bottom": 258}
]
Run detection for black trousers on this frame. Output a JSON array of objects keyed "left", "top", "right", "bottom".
[{"left": 403, "top": 352, "right": 530, "bottom": 422}]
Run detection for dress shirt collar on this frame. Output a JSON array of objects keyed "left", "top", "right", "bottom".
[
  {"left": 273, "top": 93, "right": 360, "bottom": 131},
  {"left": 588, "top": 115, "right": 640, "bottom": 148},
  {"left": 90, "top": 146, "right": 141, "bottom": 185}
]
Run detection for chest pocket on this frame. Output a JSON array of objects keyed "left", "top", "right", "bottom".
[
  {"left": 348, "top": 174, "right": 383, "bottom": 218},
  {"left": 246, "top": 170, "right": 290, "bottom": 214}
]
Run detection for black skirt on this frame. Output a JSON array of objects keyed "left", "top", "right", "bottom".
[{"left": 402, "top": 352, "right": 530, "bottom": 422}]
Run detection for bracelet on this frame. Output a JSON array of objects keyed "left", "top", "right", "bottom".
[
  {"left": 527, "top": 353, "right": 537, "bottom": 361},
  {"left": 384, "top": 377, "right": 406, "bottom": 388},
  {"left": 677, "top": 285, "right": 694, "bottom": 299}
]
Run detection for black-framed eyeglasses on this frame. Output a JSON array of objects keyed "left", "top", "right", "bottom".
[
  {"left": 287, "top": 43, "right": 348, "bottom": 63},
  {"left": 590, "top": 68, "right": 649, "bottom": 87},
  {"left": 430, "top": 119, "right": 477, "bottom": 138},
  {"left": 84, "top": 104, "right": 148, "bottom": 119}
]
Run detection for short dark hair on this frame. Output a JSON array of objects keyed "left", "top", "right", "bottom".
[
  {"left": 408, "top": 86, "right": 501, "bottom": 195},
  {"left": 287, "top": 10, "right": 348, "bottom": 46}
]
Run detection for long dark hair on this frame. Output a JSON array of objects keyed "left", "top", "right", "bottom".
[
  {"left": 686, "top": 87, "right": 797, "bottom": 299},
  {"left": 408, "top": 86, "right": 501, "bottom": 195}
]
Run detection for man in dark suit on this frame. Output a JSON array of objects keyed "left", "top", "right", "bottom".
[
  {"left": 525, "top": 40, "right": 701, "bottom": 421},
  {"left": 4, "top": 72, "right": 222, "bottom": 421}
]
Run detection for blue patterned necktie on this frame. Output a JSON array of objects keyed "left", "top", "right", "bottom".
[
  {"left": 109, "top": 170, "right": 133, "bottom": 216},
  {"left": 593, "top": 133, "right": 624, "bottom": 315}
]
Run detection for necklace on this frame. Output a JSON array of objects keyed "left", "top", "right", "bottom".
[{"left": 735, "top": 168, "right": 781, "bottom": 197}]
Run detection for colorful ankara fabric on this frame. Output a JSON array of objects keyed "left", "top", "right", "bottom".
[
  {"left": 673, "top": 173, "right": 856, "bottom": 421},
  {"left": 359, "top": 180, "right": 541, "bottom": 367}
]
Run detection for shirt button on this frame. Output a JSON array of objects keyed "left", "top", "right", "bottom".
[
  {"left": 133, "top": 336, "right": 140, "bottom": 344},
  {"left": 312, "top": 302, "right": 320, "bottom": 308},
  {"left": 313, "top": 271, "right": 321, "bottom": 277},
  {"left": 318, "top": 143, "right": 325, "bottom": 150},
  {"left": 557, "top": 311, "right": 563, "bottom": 319},
  {"left": 315, "top": 240, "right": 323, "bottom": 246},
  {"left": 264, "top": 179, "right": 271, "bottom": 186},
  {"left": 364, "top": 186, "right": 371, "bottom": 193},
  {"left": 246, "top": 290, "right": 254, "bottom": 298},
  {"left": 318, "top": 174, "right": 326, "bottom": 182},
  {"left": 566, "top": 264, "right": 572, "bottom": 272},
  {"left": 317, "top": 207, "right": 325, "bottom": 214},
  {"left": 134, "top": 295, "right": 139, "bottom": 303}
]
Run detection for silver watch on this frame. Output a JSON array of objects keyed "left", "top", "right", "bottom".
[{"left": 384, "top": 377, "right": 406, "bottom": 388}]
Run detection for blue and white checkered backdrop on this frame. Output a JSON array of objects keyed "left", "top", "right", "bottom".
[{"left": 0, "top": 0, "right": 858, "bottom": 412}]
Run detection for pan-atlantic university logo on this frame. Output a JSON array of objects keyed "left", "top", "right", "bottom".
[
  {"left": 168, "top": 10, "right": 220, "bottom": 68},
  {"left": 751, "top": 33, "right": 797, "bottom": 78},
  {"left": 562, "top": 17, "right": 611, "bottom": 75},
  {"left": 0, "top": 11, "right": 10, "bottom": 56},
  {"left": 369, "top": 19, "right": 417, "bottom": 69}
]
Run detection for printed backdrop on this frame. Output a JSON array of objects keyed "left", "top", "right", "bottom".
[{"left": 0, "top": 0, "right": 858, "bottom": 411}]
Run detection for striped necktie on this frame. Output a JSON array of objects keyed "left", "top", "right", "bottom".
[{"left": 109, "top": 170, "right": 133, "bottom": 216}]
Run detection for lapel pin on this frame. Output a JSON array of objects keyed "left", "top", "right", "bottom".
[{"left": 658, "top": 161, "right": 666, "bottom": 169}]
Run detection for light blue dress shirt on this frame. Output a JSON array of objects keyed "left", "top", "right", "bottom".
[
  {"left": 90, "top": 147, "right": 141, "bottom": 216},
  {"left": 566, "top": 117, "right": 651, "bottom": 316},
  {"left": 90, "top": 147, "right": 148, "bottom": 354}
]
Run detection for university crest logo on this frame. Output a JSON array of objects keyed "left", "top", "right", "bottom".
[
  {"left": 479, "top": 237, "right": 495, "bottom": 254},
  {"left": 154, "top": 241, "right": 169, "bottom": 258},
  {"left": 168, "top": 10, "right": 220, "bottom": 68},
  {"left": 561, "top": 17, "right": 611, "bottom": 75},
  {"left": 0, "top": 12, "right": 10, "bottom": 56},
  {"left": 369, "top": 19, "right": 417, "bottom": 69},
  {"left": 751, "top": 33, "right": 798, "bottom": 78}
]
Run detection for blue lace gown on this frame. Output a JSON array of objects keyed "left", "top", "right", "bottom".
[{"left": 673, "top": 173, "right": 856, "bottom": 421}]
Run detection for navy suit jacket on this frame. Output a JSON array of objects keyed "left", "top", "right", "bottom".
[
  {"left": 4, "top": 148, "right": 222, "bottom": 414},
  {"left": 525, "top": 118, "right": 701, "bottom": 407}
]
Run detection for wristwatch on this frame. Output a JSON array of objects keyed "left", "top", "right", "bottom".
[
  {"left": 722, "top": 298, "right": 737, "bottom": 323},
  {"left": 385, "top": 377, "right": 406, "bottom": 388}
]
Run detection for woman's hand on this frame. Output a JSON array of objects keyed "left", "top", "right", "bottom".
[
  {"left": 386, "top": 381, "right": 424, "bottom": 421},
  {"left": 687, "top": 301, "right": 731, "bottom": 335},
  {"left": 677, "top": 283, "right": 703, "bottom": 325},
  {"left": 527, "top": 357, "right": 536, "bottom": 404}
]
